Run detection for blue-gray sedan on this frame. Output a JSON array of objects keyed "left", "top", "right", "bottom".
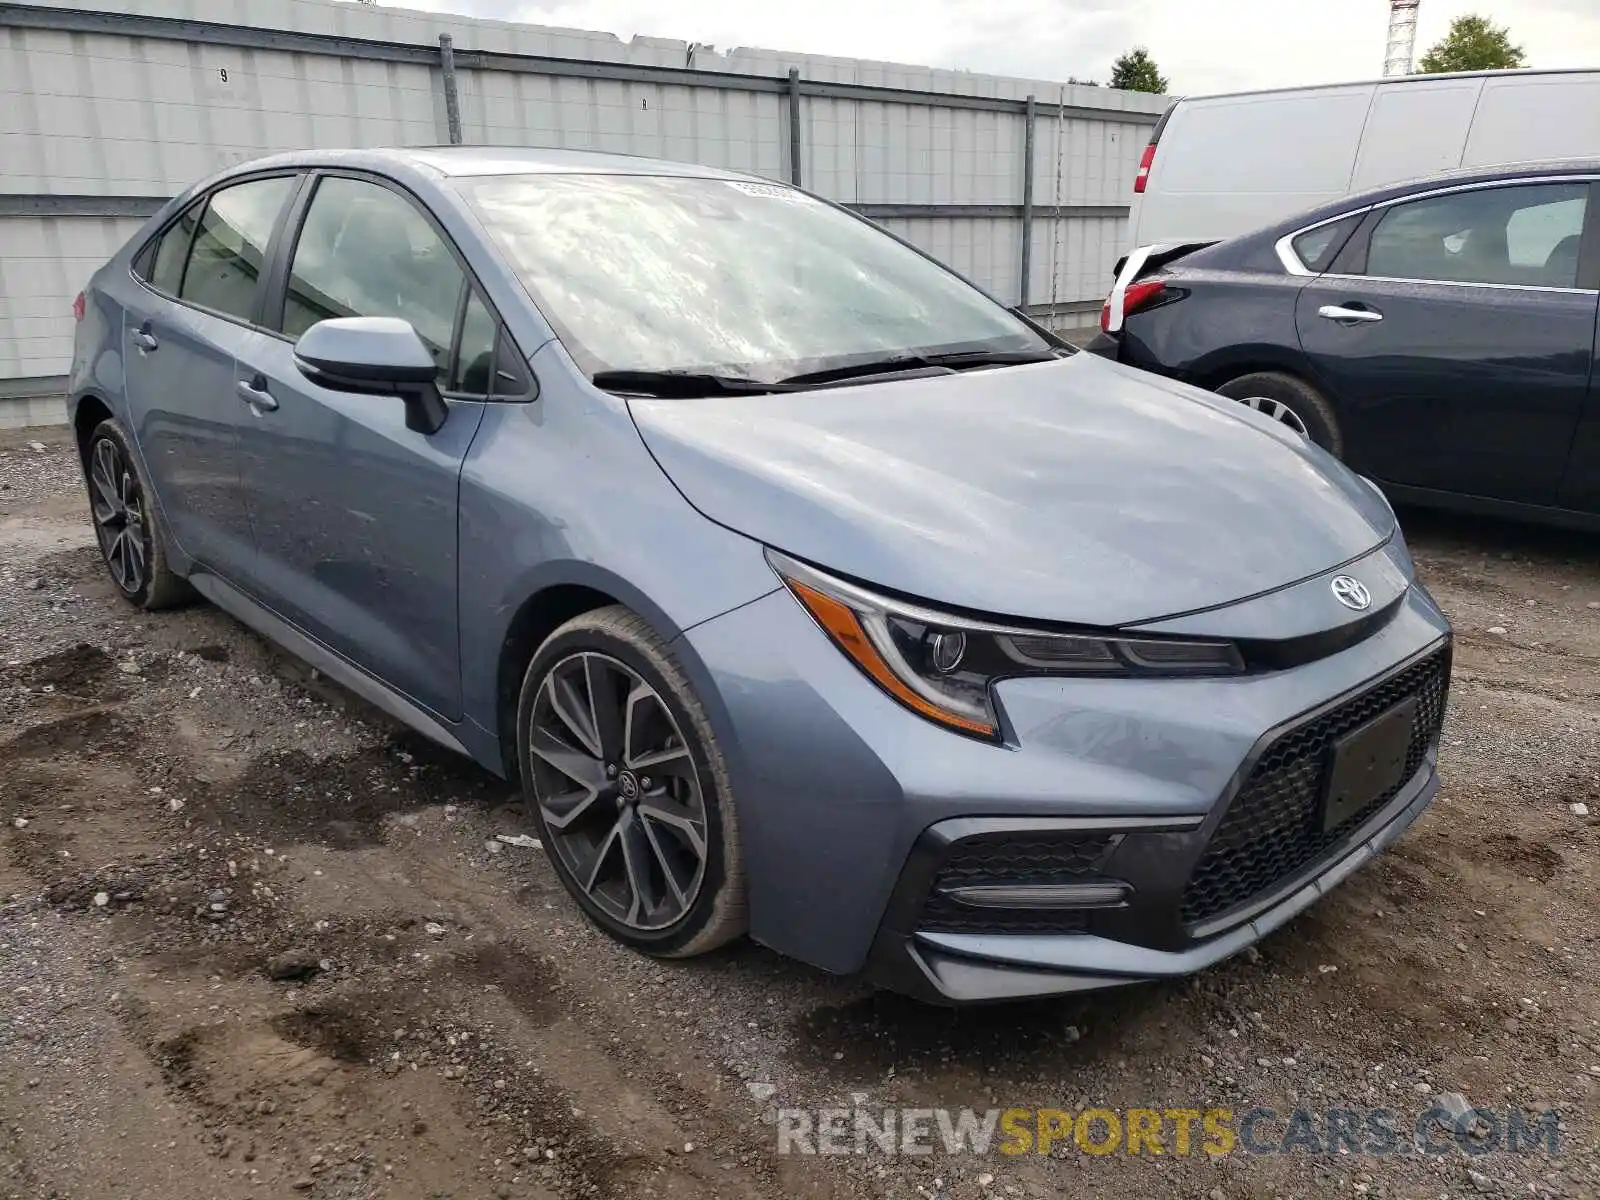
[{"left": 67, "top": 148, "right": 1451, "bottom": 1003}]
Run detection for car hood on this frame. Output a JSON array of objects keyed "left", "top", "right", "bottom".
[{"left": 627, "top": 354, "right": 1395, "bottom": 627}]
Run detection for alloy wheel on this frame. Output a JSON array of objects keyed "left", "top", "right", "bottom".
[
  {"left": 526, "top": 651, "right": 710, "bottom": 932},
  {"left": 1235, "top": 395, "right": 1310, "bottom": 439},
  {"left": 89, "top": 437, "right": 148, "bottom": 594}
]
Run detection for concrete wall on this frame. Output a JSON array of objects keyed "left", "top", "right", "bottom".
[{"left": 0, "top": 0, "right": 1166, "bottom": 423}]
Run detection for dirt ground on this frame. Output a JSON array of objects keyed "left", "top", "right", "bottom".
[{"left": 2, "top": 424, "right": 1598, "bottom": 1200}]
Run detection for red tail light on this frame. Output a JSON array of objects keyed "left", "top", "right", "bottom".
[
  {"left": 1100, "top": 279, "right": 1167, "bottom": 332},
  {"left": 1133, "top": 142, "right": 1157, "bottom": 194},
  {"left": 72, "top": 291, "right": 86, "bottom": 323}
]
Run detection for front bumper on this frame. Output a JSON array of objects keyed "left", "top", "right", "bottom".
[
  {"left": 675, "top": 554, "right": 1451, "bottom": 997},
  {"left": 864, "top": 751, "right": 1438, "bottom": 1003}
]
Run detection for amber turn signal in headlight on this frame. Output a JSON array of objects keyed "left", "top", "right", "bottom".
[{"left": 768, "top": 550, "right": 1245, "bottom": 741}]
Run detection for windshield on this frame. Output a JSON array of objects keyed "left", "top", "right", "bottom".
[{"left": 459, "top": 173, "right": 1049, "bottom": 383}]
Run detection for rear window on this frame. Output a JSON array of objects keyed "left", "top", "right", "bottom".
[{"left": 1290, "top": 214, "right": 1362, "bottom": 273}]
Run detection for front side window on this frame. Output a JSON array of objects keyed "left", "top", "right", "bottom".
[
  {"left": 460, "top": 173, "right": 1049, "bottom": 383},
  {"left": 281, "top": 176, "right": 465, "bottom": 385},
  {"left": 178, "top": 176, "right": 295, "bottom": 321},
  {"left": 1367, "top": 183, "right": 1590, "bottom": 289}
]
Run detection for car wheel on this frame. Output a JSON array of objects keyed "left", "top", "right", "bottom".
[
  {"left": 514, "top": 605, "right": 747, "bottom": 957},
  {"left": 85, "top": 418, "right": 191, "bottom": 610},
  {"left": 1216, "top": 372, "right": 1344, "bottom": 457}
]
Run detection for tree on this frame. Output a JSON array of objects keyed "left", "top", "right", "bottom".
[
  {"left": 1109, "top": 48, "right": 1168, "bottom": 94},
  {"left": 1068, "top": 76, "right": 1101, "bottom": 88},
  {"left": 1418, "top": 15, "right": 1526, "bottom": 73}
]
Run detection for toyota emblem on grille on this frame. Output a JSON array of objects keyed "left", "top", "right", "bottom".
[{"left": 1331, "top": 575, "right": 1372, "bottom": 611}]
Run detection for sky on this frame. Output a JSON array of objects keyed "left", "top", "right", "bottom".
[{"left": 386, "top": 0, "right": 1600, "bottom": 95}]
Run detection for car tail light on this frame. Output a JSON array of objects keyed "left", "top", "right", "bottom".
[
  {"left": 72, "top": 292, "right": 86, "bottom": 323},
  {"left": 1133, "top": 142, "right": 1157, "bottom": 194},
  {"left": 1099, "top": 279, "right": 1167, "bottom": 332}
]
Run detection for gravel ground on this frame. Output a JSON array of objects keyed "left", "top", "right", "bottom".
[{"left": 2, "top": 424, "right": 1598, "bottom": 1200}]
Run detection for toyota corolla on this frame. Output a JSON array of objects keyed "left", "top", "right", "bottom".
[{"left": 68, "top": 148, "right": 1451, "bottom": 1003}]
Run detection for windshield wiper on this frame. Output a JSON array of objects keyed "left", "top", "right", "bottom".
[
  {"left": 590, "top": 369, "right": 801, "bottom": 397},
  {"left": 778, "top": 348, "right": 1063, "bottom": 387},
  {"left": 595, "top": 348, "right": 1066, "bottom": 397}
]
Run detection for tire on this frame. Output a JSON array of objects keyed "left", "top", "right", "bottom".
[
  {"left": 514, "top": 605, "right": 746, "bottom": 957},
  {"left": 1215, "top": 371, "right": 1344, "bottom": 458},
  {"left": 84, "top": 418, "right": 192, "bottom": 610}
]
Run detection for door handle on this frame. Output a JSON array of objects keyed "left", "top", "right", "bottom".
[
  {"left": 1318, "top": 304, "right": 1384, "bottom": 324},
  {"left": 131, "top": 329, "right": 159, "bottom": 352},
  {"left": 235, "top": 376, "right": 279, "bottom": 412}
]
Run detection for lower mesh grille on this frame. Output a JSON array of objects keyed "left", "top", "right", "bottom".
[
  {"left": 919, "top": 832, "right": 1114, "bottom": 934},
  {"left": 1180, "top": 646, "right": 1450, "bottom": 928}
]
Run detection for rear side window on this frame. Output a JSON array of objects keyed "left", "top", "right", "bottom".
[
  {"left": 179, "top": 176, "right": 295, "bottom": 321},
  {"left": 1290, "top": 214, "right": 1362, "bottom": 274},
  {"left": 280, "top": 176, "right": 465, "bottom": 385},
  {"left": 142, "top": 201, "right": 203, "bottom": 295},
  {"left": 1367, "top": 183, "right": 1590, "bottom": 289}
]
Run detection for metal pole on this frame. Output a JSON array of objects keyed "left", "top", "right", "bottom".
[
  {"left": 1020, "top": 94, "right": 1036, "bottom": 308},
  {"left": 787, "top": 67, "right": 803, "bottom": 187},
  {"left": 439, "top": 33, "right": 463, "bottom": 145}
]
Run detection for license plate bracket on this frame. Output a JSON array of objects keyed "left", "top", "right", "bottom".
[{"left": 1321, "top": 697, "right": 1418, "bottom": 833}]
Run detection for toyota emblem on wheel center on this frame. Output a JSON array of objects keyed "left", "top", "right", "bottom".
[{"left": 1331, "top": 575, "right": 1372, "bottom": 611}]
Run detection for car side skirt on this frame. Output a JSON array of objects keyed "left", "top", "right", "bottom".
[{"left": 186, "top": 569, "right": 479, "bottom": 763}]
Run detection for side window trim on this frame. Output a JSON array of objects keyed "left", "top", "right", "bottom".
[
  {"left": 252, "top": 173, "right": 317, "bottom": 330},
  {"left": 446, "top": 278, "right": 473, "bottom": 394},
  {"left": 1328, "top": 207, "right": 1380, "bottom": 277},
  {"left": 1578, "top": 181, "right": 1600, "bottom": 293},
  {"left": 268, "top": 168, "right": 535, "bottom": 402}
]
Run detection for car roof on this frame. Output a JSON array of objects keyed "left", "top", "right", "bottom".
[{"left": 215, "top": 145, "right": 759, "bottom": 182}]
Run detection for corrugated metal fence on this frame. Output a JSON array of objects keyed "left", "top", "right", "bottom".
[{"left": 0, "top": 0, "right": 1166, "bottom": 425}]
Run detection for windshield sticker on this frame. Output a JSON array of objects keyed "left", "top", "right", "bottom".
[{"left": 723, "top": 180, "right": 811, "bottom": 201}]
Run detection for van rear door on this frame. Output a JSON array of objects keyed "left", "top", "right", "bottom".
[
  {"left": 1466, "top": 75, "right": 1600, "bottom": 166},
  {"left": 1131, "top": 85, "right": 1373, "bottom": 246}
]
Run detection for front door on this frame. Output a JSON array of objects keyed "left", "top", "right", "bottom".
[
  {"left": 1296, "top": 179, "right": 1599, "bottom": 505},
  {"left": 233, "top": 174, "right": 489, "bottom": 720},
  {"left": 120, "top": 175, "right": 298, "bottom": 579}
]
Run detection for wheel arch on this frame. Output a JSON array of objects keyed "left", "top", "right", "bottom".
[
  {"left": 1184, "top": 346, "right": 1324, "bottom": 394},
  {"left": 71, "top": 393, "right": 115, "bottom": 468},
  {"left": 494, "top": 581, "right": 624, "bottom": 779}
]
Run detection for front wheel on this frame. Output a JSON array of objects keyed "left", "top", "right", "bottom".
[
  {"left": 1216, "top": 371, "right": 1344, "bottom": 458},
  {"left": 514, "top": 606, "right": 746, "bottom": 957}
]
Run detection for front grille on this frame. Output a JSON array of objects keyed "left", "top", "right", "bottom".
[
  {"left": 1180, "top": 647, "right": 1450, "bottom": 928},
  {"left": 919, "top": 832, "right": 1113, "bottom": 934}
]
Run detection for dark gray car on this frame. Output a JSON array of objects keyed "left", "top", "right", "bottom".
[
  {"left": 68, "top": 148, "right": 1451, "bottom": 1003},
  {"left": 1091, "top": 160, "right": 1600, "bottom": 529}
]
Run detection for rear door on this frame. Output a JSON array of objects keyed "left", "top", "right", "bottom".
[
  {"left": 232, "top": 172, "right": 500, "bottom": 720},
  {"left": 1295, "top": 178, "right": 1599, "bottom": 504},
  {"left": 120, "top": 174, "right": 300, "bottom": 580}
]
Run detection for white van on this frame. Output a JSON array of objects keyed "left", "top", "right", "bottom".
[{"left": 1129, "top": 68, "right": 1600, "bottom": 247}]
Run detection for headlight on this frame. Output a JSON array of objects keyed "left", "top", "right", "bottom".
[{"left": 768, "top": 551, "right": 1245, "bottom": 740}]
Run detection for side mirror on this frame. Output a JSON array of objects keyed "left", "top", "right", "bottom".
[{"left": 293, "top": 317, "right": 449, "bottom": 435}]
